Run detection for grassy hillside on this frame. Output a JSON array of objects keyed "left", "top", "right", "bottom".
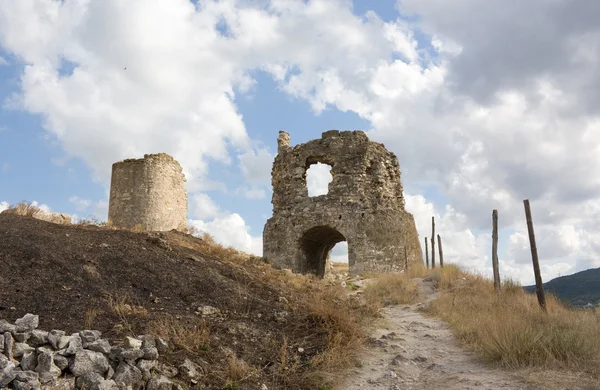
[
  {"left": 524, "top": 267, "right": 600, "bottom": 306},
  {"left": 0, "top": 211, "right": 379, "bottom": 389}
]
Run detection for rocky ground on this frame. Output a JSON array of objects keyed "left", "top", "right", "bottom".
[
  {"left": 0, "top": 213, "right": 356, "bottom": 389},
  {"left": 340, "top": 279, "right": 533, "bottom": 390}
]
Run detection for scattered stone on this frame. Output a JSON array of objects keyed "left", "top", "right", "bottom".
[
  {"left": 113, "top": 361, "right": 143, "bottom": 388},
  {"left": 20, "top": 352, "right": 37, "bottom": 371},
  {"left": 125, "top": 336, "right": 143, "bottom": 349},
  {"left": 15, "top": 314, "right": 39, "bottom": 333},
  {"left": 412, "top": 355, "right": 428, "bottom": 362},
  {"left": 260, "top": 384, "right": 268, "bottom": 390},
  {"left": 140, "top": 335, "right": 156, "bottom": 349},
  {"left": 4, "top": 332, "right": 15, "bottom": 360},
  {"left": 70, "top": 350, "right": 110, "bottom": 377},
  {"left": 28, "top": 330, "right": 49, "bottom": 347},
  {"left": 0, "top": 319, "right": 16, "bottom": 334},
  {"left": 14, "top": 342, "right": 35, "bottom": 358},
  {"left": 87, "top": 339, "right": 112, "bottom": 355},
  {"left": 146, "top": 375, "right": 174, "bottom": 390},
  {"left": 80, "top": 330, "right": 102, "bottom": 345},
  {"left": 35, "top": 351, "right": 61, "bottom": 383},
  {"left": 65, "top": 334, "right": 83, "bottom": 356},
  {"left": 155, "top": 338, "right": 169, "bottom": 354},
  {"left": 13, "top": 333, "right": 30, "bottom": 343},
  {"left": 14, "top": 370, "right": 39, "bottom": 382},
  {"left": 76, "top": 372, "right": 117, "bottom": 390},
  {"left": 198, "top": 305, "right": 220, "bottom": 316},
  {"left": 0, "top": 360, "right": 16, "bottom": 387},
  {"left": 53, "top": 353, "right": 69, "bottom": 371},
  {"left": 178, "top": 358, "right": 202, "bottom": 382},
  {"left": 47, "top": 330, "right": 67, "bottom": 350},
  {"left": 156, "top": 363, "right": 178, "bottom": 378},
  {"left": 142, "top": 347, "right": 159, "bottom": 360}
]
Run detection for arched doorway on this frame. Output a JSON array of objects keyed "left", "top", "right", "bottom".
[{"left": 298, "top": 226, "right": 346, "bottom": 278}]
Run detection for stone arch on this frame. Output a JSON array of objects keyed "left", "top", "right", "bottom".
[
  {"left": 263, "top": 130, "right": 423, "bottom": 276},
  {"left": 298, "top": 225, "right": 346, "bottom": 277}
]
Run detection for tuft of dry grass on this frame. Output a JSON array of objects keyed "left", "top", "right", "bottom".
[
  {"left": 425, "top": 272, "right": 600, "bottom": 376},
  {"left": 223, "top": 355, "right": 258, "bottom": 384},
  {"left": 363, "top": 273, "right": 421, "bottom": 308},
  {"left": 4, "top": 201, "right": 41, "bottom": 217},
  {"left": 84, "top": 309, "right": 101, "bottom": 329},
  {"left": 146, "top": 316, "right": 210, "bottom": 354},
  {"left": 425, "top": 263, "right": 465, "bottom": 289},
  {"left": 105, "top": 294, "right": 149, "bottom": 318}
]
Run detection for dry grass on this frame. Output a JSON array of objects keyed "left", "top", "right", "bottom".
[
  {"left": 4, "top": 201, "right": 41, "bottom": 216},
  {"left": 363, "top": 273, "right": 421, "bottom": 307},
  {"left": 223, "top": 355, "right": 258, "bottom": 384},
  {"left": 425, "top": 263, "right": 465, "bottom": 289},
  {"left": 84, "top": 308, "right": 101, "bottom": 329},
  {"left": 146, "top": 316, "right": 210, "bottom": 354},
  {"left": 425, "top": 269, "right": 600, "bottom": 377}
]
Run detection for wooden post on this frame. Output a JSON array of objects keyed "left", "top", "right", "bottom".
[
  {"left": 524, "top": 200, "right": 547, "bottom": 312},
  {"left": 404, "top": 246, "right": 408, "bottom": 272},
  {"left": 437, "top": 234, "right": 444, "bottom": 267},
  {"left": 424, "top": 238, "right": 429, "bottom": 269},
  {"left": 492, "top": 209, "right": 501, "bottom": 294},
  {"left": 431, "top": 217, "right": 436, "bottom": 268}
]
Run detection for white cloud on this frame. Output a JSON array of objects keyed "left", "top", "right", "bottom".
[
  {"left": 306, "top": 162, "right": 332, "bottom": 197},
  {"left": 68, "top": 195, "right": 91, "bottom": 212},
  {"left": 0, "top": 201, "right": 8, "bottom": 212},
  {"left": 189, "top": 213, "right": 262, "bottom": 256},
  {"left": 192, "top": 193, "right": 220, "bottom": 220},
  {"left": 2, "top": 0, "right": 600, "bottom": 284},
  {"left": 0, "top": 55, "right": 7, "bottom": 66},
  {"left": 238, "top": 148, "right": 273, "bottom": 185}
]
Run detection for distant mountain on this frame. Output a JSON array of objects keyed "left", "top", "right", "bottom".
[{"left": 524, "top": 267, "right": 600, "bottom": 307}]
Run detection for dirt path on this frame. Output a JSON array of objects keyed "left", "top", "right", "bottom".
[{"left": 340, "top": 279, "right": 533, "bottom": 390}]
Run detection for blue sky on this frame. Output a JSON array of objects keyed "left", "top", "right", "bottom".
[{"left": 1, "top": 0, "right": 599, "bottom": 284}]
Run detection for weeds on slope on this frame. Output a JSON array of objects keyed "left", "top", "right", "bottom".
[{"left": 424, "top": 266, "right": 600, "bottom": 377}]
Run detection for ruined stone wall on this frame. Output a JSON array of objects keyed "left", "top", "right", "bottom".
[
  {"left": 263, "top": 130, "right": 422, "bottom": 276},
  {"left": 108, "top": 153, "right": 187, "bottom": 232}
]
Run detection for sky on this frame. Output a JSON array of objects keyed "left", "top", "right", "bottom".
[{"left": 1, "top": 0, "right": 599, "bottom": 285}]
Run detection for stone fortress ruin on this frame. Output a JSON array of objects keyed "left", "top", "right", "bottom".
[
  {"left": 108, "top": 153, "right": 188, "bottom": 232},
  {"left": 263, "top": 130, "right": 423, "bottom": 276}
]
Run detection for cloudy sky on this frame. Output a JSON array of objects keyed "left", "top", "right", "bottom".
[{"left": 1, "top": 0, "right": 599, "bottom": 285}]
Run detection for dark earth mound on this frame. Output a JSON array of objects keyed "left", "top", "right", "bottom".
[{"left": 0, "top": 213, "right": 363, "bottom": 389}]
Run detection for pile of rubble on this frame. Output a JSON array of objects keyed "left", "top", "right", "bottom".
[{"left": 0, "top": 314, "right": 180, "bottom": 389}]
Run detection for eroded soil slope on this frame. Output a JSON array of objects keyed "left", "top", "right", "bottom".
[{"left": 0, "top": 213, "right": 347, "bottom": 389}]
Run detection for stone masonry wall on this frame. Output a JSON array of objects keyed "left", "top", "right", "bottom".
[
  {"left": 108, "top": 153, "right": 187, "bottom": 232},
  {"left": 263, "top": 130, "right": 423, "bottom": 276}
]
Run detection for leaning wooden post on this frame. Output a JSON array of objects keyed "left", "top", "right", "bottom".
[
  {"left": 524, "top": 199, "right": 547, "bottom": 312},
  {"left": 437, "top": 234, "right": 444, "bottom": 267},
  {"left": 431, "top": 217, "right": 436, "bottom": 268},
  {"left": 404, "top": 246, "right": 408, "bottom": 272},
  {"left": 492, "top": 209, "right": 501, "bottom": 294},
  {"left": 424, "top": 238, "right": 429, "bottom": 269}
]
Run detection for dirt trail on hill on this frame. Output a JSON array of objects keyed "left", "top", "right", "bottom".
[{"left": 341, "top": 279, "right": 533, "bottom": 390}]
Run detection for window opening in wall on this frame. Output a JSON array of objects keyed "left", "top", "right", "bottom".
[{"left": 306, "top": 162, "right": 333, "bottom": 197}]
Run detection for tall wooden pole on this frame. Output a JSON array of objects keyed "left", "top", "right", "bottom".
[
  {"left": 492, "top": 209, "right": 501, "bottom": 294},
  {"left": 424, "top": 238, "right": 429, "bottom": 269},
  {"left": 431, "top": 217, "right": 436, "bottom": 268},
  {"left": 437, "top": 234, "right": 444, "bottom": 267},
  {"left": 524, "top": 200, "right": 547, "bottom": 312}
]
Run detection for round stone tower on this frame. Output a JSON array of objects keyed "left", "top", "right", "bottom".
[{"left": 108, "top": 153, "right": 188, "bottom": 232}]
